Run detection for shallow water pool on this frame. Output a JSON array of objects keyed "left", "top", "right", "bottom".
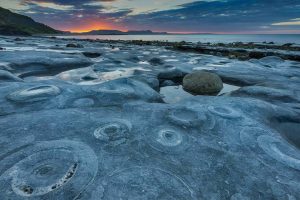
[{"left": 160, "top": 84, "right": 240, "bottom": 103}]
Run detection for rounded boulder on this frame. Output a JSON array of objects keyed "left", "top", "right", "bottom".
[{"left": 183, "top": 71, "right": 223, "bottom": 95}]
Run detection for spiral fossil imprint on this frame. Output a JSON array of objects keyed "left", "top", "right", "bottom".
[
  {"left": 146, "top": 126, "right": 191, "bottom": 153},
  {"left": 240, "top": 127, "right": 300, "bottom": 171},
  {"left": 93, "top": 119, "right": 132, "bottom": 148},
  {"left": 0, "top": 140, "right": 98, "bottom": 199}
]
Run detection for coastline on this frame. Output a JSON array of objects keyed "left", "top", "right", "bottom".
[
  {"left": 43, "top": 35, "right": 300, "bottom": 62},
  {"left": 0, "top": 35, "right": 300, "bottom": 199}
]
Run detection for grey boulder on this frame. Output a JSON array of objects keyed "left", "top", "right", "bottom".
[{"left": 183, "top": 71, "right": 223, "bottom": 95}]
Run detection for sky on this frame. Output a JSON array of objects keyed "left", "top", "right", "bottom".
[{"left": 1, "top": 0, "right": 300, "bottom": 33}]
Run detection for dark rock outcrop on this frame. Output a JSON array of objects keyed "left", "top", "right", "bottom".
[
  {"left": 66, "top": 43, "right": 84, "bottom": 48},
  {"left": 149, "top": 57, "right": 164, "bottom": 66},
  {"left": 82, "top": 52, "right": 101, "bottom": 58},
  {"left": 248, "top": 51, "right": 266, "bottom": 59}
]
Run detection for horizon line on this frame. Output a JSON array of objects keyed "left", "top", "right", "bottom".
[{"left": 62, "top": 29, "right": 300, "bottom": 35}]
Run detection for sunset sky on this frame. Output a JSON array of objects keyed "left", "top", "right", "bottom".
[{"left": 1, "top": 0, "right": 300, "bottom": 33}]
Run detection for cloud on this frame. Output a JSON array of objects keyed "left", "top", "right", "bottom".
[
  {"left": 272, "top": 16, "right": 300, "bottom": 26},
  {"left": 272, "top": 21, "right": 300, "bottom": 26},
  {"left": 29, "top": 1, "right": 75, "bottom": 11},
  {"left": 85, "top": 0, "right": 204, "bottom": 15},
  {"left": 0, "top": 0, "right": 30, "bottom": 10},
  {"left": 120, "top": 0, "right": 300, "bottom": 32}
]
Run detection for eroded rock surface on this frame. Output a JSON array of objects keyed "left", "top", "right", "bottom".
[{"left": 0, "top": 36, "right": 299, "bottom": 200}]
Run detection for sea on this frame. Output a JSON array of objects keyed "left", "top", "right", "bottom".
[{"left": 57, "top": 34, "right": 300, "bottom": 45}]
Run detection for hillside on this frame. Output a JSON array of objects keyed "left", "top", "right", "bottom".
[{"left": 0, "top": 7, "right": 60, "bottom": 35}]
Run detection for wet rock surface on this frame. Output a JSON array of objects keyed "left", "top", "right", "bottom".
[{"left": 0, "top": 36, "right": 300, "bottom": 200}]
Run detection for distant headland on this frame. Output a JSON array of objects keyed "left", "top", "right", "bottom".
[{"left": 68, "top": 30, "right": 169, "bottom": 35}]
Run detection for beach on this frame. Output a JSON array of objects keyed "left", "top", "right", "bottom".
[{"left": 0, "top": 35, "right": 300, "bottom": 199}]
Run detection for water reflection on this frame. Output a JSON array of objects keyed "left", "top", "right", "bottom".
[{"left": 160, "top": 84, "right": 240, "bottom": 103}]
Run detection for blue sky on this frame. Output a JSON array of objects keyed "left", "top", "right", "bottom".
[{"left": 1, "top": 0, "right": 300, "bottom": 33}]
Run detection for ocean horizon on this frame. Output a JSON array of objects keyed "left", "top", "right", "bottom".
[{"left": 57, "top": 34, "right": 300, "bottom": 45}]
